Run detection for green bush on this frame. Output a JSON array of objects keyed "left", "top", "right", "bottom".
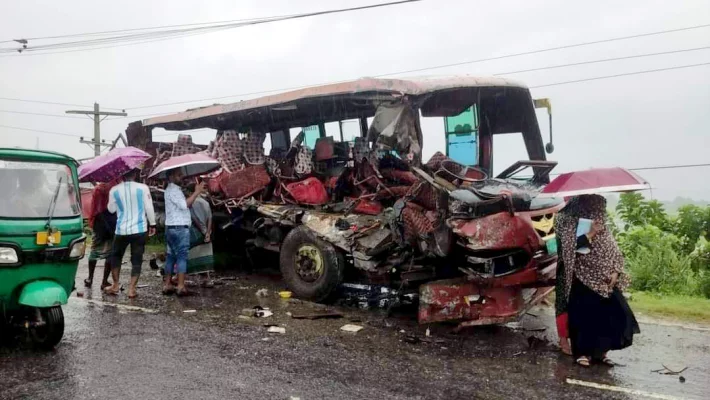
[
  {"left": 698, "top": 270, "right": 710, "bottom": 299},
  {"left": 613, "top": 194, "right": 710, "bottom": 298},
  {"left": 690, "top": 237, "right": 710, "bottom": 272},
  {"left": 626, "top": 244, "right": 699, "bottom": 296}
]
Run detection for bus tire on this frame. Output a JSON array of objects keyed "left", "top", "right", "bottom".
[{"left": 279, "top": 226, "right": 344, "bottom": 302}]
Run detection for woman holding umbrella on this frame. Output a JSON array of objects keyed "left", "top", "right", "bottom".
[
  {"left": 555, "top": 195, "right": 640, "bottom": 366},
  {"left": 540, "top": 168, "right": 647, "bottom": 366}
]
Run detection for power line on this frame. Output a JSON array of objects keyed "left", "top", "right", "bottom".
[
  {"left": 0, "top": 109, "right": 87, "bottom": 119},
  {"left": 0, "top": 14, "right": 303, "bottom": 43},
  {"left": 0, "top": 96, "right": 124, "bottom": 110},
  {"left": 0, "top": 124, "right": 83, "bottom": 138},
  {"left": 494, "top": 46, "right": 710, "bottom": 76},
  {"left": 0, "top": 0, "right": 423, "bottom": 55},
  {"left": 8, "top": 45, "right": 709, "bottom": 116},
  {"left": 629, "top": 163, "right": 710, "bottom": 172},
  {"left": 119, "top": 23, "right": 710, "bottom": 111},
  {"left": 0, "top": 28, "right": 241, "bottom": 58},
  {"left": 529, "top": 62, "right": 710, "bottom": 88},
  {"left": 121, "top": 59, "right": 710, "bottom": 123},
  {"left": 534, "top": 163, "right": 710, "bottom": 179},
  {"left": 372, "top": 23, "right": 710, "bottom": 77}
]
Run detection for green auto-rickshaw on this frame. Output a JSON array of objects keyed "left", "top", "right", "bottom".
[{"left": 0, "top": 148, "right": 85, "bottom": 349}]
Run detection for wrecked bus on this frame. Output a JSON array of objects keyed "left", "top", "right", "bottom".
[{"left": 126, "top": 76, "right": 563, "bottom": 329}]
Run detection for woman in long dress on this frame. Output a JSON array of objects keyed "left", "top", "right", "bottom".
[{"left": 555, "top": 194, "right": 640, "bottom": 366}]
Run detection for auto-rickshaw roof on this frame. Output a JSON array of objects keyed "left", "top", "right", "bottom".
[
  {"left": 0, "top": 148, "right": 79, "bottom": 166},
  {"left": 142, "top": 75, "right": 531, "bottom": 132}
]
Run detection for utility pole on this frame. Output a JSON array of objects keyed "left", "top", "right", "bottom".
[{"left": 66, "top": 102, "right": 127, "bottom": 156}]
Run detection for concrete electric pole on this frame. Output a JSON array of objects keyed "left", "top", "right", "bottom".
[{"left": 65, "top": 102, "right": 127, "bottom": 156}]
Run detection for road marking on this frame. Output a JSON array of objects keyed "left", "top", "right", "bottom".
[
  {"left": 71, "top": 297, "right": 158, "bottom": 313},
  {"left": 566, "top": 379, "right": 686, "bottom": 400}
]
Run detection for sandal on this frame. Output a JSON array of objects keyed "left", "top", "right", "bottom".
[
  {"left": 162, "top": 287, "right": 176, "bottom": 296},
  {"left": 176, "top": 289, "right": 191, "bottom": 297},
  {"left": 576, "top": 356, "right": 591, "bottom": 367},
  {"left": 84, "top": 279, "right": 92, "bottom": 288},
  {"left": 600, "top": 357, "right": 615, "bottom": 367},
  {"left": 128, "top": 292, "right": 138, "bottom": 299}
]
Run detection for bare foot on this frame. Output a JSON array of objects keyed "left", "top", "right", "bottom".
[
  {"left": 103, "top": 285, "right": 120, "bottom": 296},
  {"left": 559, "top": 338, "right": 572, "bottom": 356}
]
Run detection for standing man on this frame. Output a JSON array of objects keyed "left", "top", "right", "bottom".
[
  {"left": 163, "top": 169, "right": 205, "bottom": 296},
  {"left": 105, "top": 169, "right": 156, "bottom": 298}
]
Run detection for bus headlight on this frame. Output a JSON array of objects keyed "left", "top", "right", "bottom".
[
  {"left": 0, "top": 247, "right": 19, "bottom": 264},
  {"left": 69, "top": 239, "right": 86, "bottom": 259}
]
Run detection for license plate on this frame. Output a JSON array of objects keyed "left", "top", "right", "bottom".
[{"left": 36, "top": 231, "right": 61, "bottom": 245}]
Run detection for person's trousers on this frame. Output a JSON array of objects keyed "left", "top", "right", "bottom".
[
  {"left": 111, "top": 233, "right": 147, "bottom": 277},
  {"left": 165, "top": 226, "right": 190, "bottom": 275}
]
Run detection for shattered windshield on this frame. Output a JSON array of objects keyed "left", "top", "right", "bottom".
[{"left": 0, "top": 160, "right": 80, "bottom": 219}]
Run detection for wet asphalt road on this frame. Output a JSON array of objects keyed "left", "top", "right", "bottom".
[{"left": 1, "top": 261, "right": 709, "bottom": 400}]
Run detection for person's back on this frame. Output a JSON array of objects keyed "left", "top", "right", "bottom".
[
  {"left": 190, "top": 196, "right": 211, "bottom": 233},
  {"left": 105, "top": 172, "right": 155, "bottom": 298},
  {"left": 108, "top": 180, "right": 154, "bottom": 235}
]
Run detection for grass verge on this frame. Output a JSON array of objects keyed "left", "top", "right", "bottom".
[{"left": 628, "top": 291, "right": 710, "bottom": 326}]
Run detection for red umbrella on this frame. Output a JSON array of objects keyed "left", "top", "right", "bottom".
[
  {"left": 538, "top": 167, "right": 649, "bottom": 198},
  {"left": 148, "top": 153, "right": 221, "bottom": 180}
]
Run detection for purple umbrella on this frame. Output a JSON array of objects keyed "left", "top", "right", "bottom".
[{"left": 78, "top": 147, "right": 152, "bottom": 183}]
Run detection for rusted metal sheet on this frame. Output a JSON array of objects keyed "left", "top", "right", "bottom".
[
  {"left": 418, "top": 278, "right": 523, "bottom": 324},
  {"left": 256, "top": 204, "right": 303, "bottom": 224},
  {"left": 448, "top": 212, "right": 540, "bottom": 252},
  {"left": 418, "top": 275, "right": 555, "bottom": 326},
  {"left": 456, "top": 287, "right": 554, "bottom": 328},
  {"left": 142, "top": 76, "right": 528, "bottom": 129},
  {"left": 300, "top": 212, "right": 392, "bottom": 272},
  {"left": 125, "top": 121, "right": 151, "bottom": 150},
  {"left": 301, "top": 212, "right": 376, "bottom": 248}
]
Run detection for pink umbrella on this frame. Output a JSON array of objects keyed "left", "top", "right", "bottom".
[
  {"left": 537, "top": 167, "right": 650, "bottom": 198},
  {"left": 148, "top": 153, "right": 221, "bottom": 180},
  {"left": 78, "top": 147, "right": 151, "bottom": 183}
]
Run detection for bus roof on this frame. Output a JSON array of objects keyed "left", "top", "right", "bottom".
[{"left": 142, "top": 75, "right": 530, "bottom": 132}]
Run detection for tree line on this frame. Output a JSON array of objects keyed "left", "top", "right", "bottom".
[{"left": 612, "top": 193, "right": 710, "bottom": 298}]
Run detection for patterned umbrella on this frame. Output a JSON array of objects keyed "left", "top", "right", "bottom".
[
  {"left": 537, "top": 167, "right": 650, "bottom": 198},
  {"left": 78, "top": 147, "right": 151, "bottom": 183},
  {"left": 148, "top": 153, "right": 221, "bottom": 179}
]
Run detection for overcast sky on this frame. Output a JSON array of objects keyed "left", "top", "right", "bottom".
[{"left": 1, "top": 0, "right": 708, "bottom": 200}]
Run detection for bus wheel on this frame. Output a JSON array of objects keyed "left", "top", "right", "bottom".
[
  {"left": 280, "top": 226, "right": 344, "bottom": 302},
  {"left": 30, "top": 306, "right": 64, "bottom": 350}
]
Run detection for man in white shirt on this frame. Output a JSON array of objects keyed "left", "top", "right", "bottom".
[
  {"left": 105, "top": 169, "right": 156, "bottom": 298},
  {"left": 163, "top": 168, "right": 205, "bottom": 296}
]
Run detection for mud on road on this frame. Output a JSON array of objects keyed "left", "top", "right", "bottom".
[{"left": 1, "top": 260, "right": 709, "bottom": 400}]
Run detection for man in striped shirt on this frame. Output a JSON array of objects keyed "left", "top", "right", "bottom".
[{"left": 105, "top": 169, "right": 156, "bottom": 298}]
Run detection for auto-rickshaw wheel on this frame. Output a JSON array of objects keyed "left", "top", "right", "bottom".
[{"left": 29, "top": 306, "right": 64, "bottom": 350}]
